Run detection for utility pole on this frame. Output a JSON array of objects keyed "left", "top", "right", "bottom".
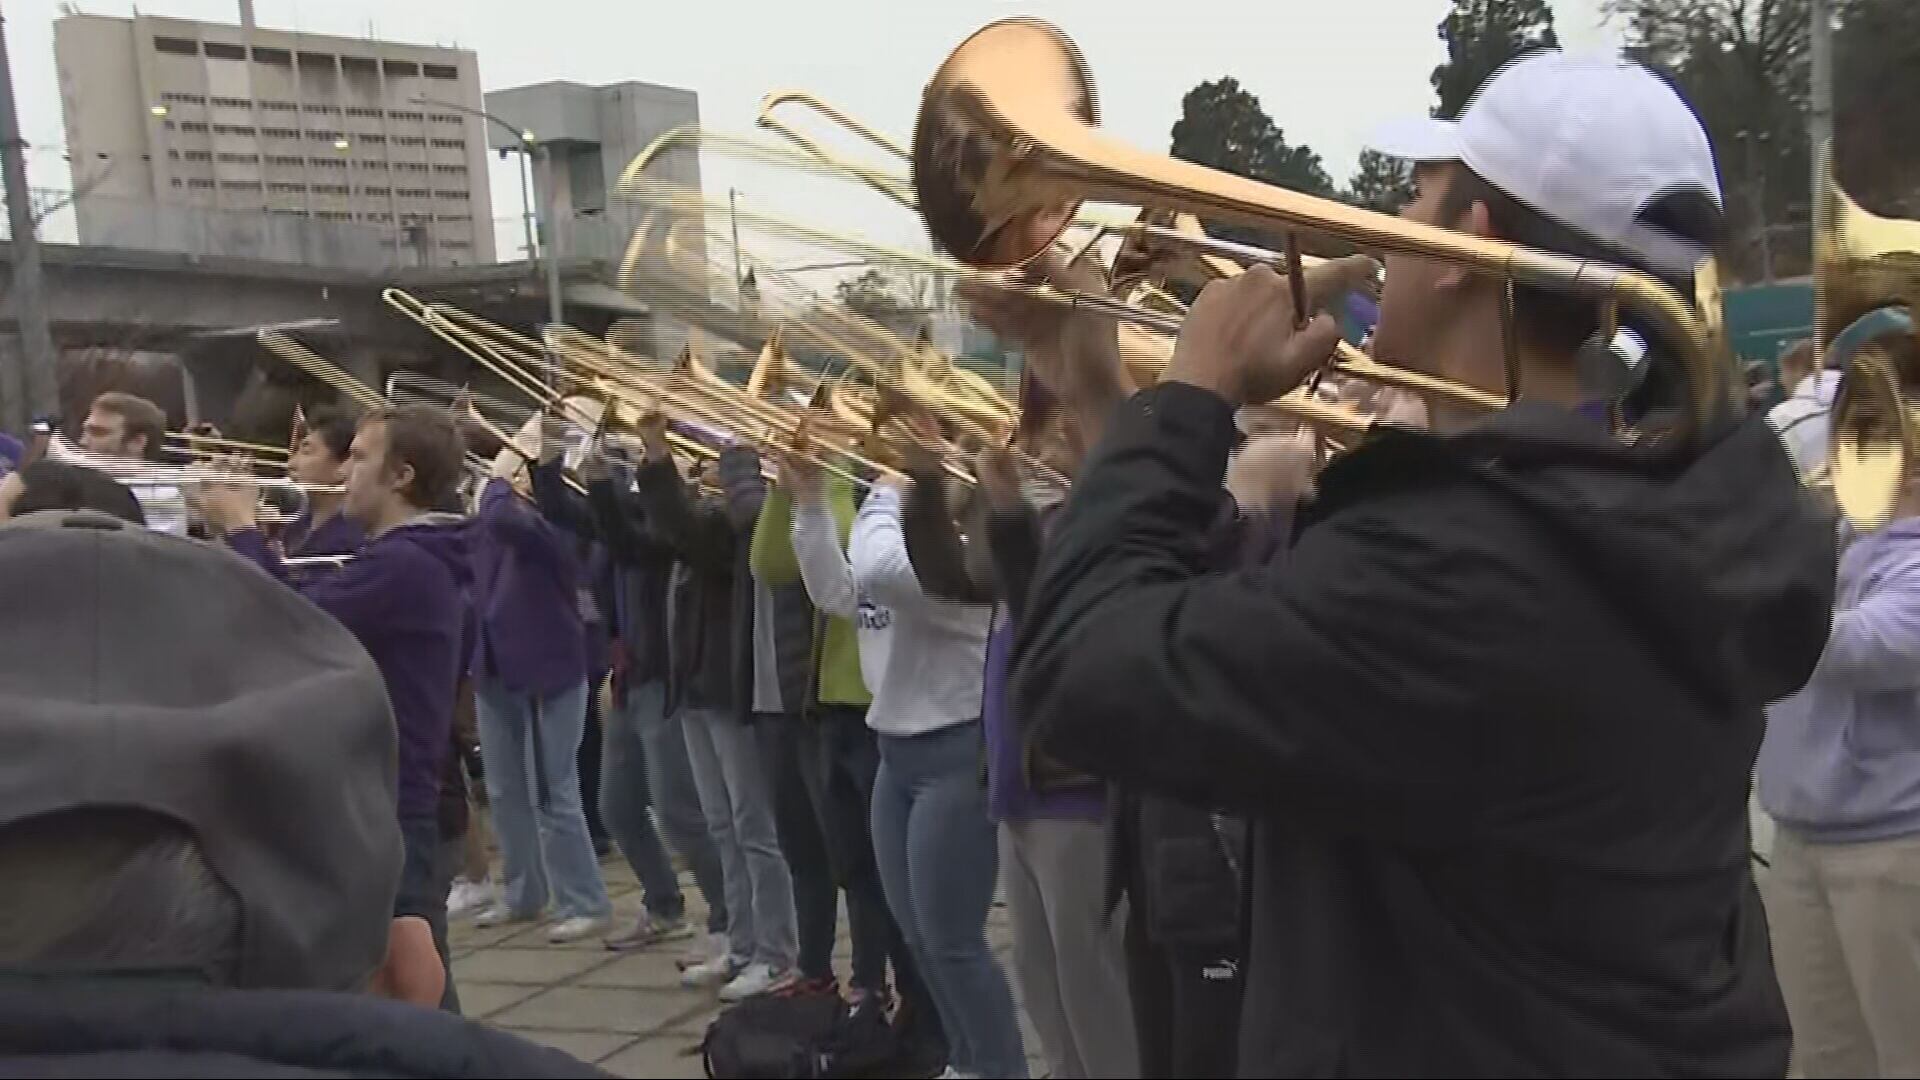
[
  {"left": 538, "top": 142, "right": 563, "bottom": 340},
  {"left": 1810, "top": 0, "right": 1835, "bottom": 200},
  {"left": 0, "top": 5, "right": 57, "bottom": 433},
  {"left": 729, "top": 187, "right": 744, "bottom": 307}
]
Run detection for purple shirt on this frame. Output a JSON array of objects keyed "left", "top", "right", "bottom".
[
  {"left": 284, "top": 508, "right": 366, "bottom": 560},
  {"left": 985, "top": 612, "right": 1104, "bottom": 822},
  {"left": 467, "top": 478, "right": 588, "bottom": 697}
]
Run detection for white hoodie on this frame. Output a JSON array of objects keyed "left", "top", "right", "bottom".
[{"left": 791, "top": 483, "right": 991, "bottom": 737}]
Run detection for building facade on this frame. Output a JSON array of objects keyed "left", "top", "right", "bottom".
[
  {"left": 484, "top": 79, "right": 704, "bottom": 353},
  {"left": 54, "top": 13, "right": 496, "bottom": 268}
]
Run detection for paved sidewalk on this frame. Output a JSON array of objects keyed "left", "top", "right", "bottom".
[{"left": 450, "top": 861, "right": 1041, "bottom": 1078}]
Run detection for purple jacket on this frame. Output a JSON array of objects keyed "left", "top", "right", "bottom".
[
  {"left": 229, "top": 517, "right": 469, "bottom": 825},
  {"left": 284, "top": 507, "right": 366, "bottom": 561},
  {"left": 467, "top": 478, "right": 587, "bottom": 697},
  {"left": 1760, "top": 518, "right": 1920, "bottom": 842}
]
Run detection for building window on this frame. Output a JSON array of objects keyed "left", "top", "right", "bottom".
[
  {"left": 396, "top": 187, "right": 431, "bottom": 199},
  {"left": 341, "top": 56, "right": 379, "bottom": 76},
  {"left": 212, "top": 124, "right": 257, "bottom": 137},
  {"left": 439, "top": 239, "right": 473, "bottom": 249},
  {"left": 170, "top": 177, "right": 183, "bottom": 187},
  {"left": 383, "top": 60, "right": 421, "bottom": 78},
  {"left": 186, "top": 178, "right": 216, "bottom": 189},
  {"left": 261, "top": 126, "right": 300, "bottom": 139},
  {"left": 309, "top": 158, "right": 348, "bottom": 169},
  {"left": 429, "top": 112, "right": 464, "bottom": 125},
  {"left": 177, "top": 121, "right": 209, "bottom": 133},
  {"left": 304, "top": 129, "right": 345, "bottom": 142},
  {"left": 210, "top": 96, "right": 251, "bottom": 109},
  {"left": 357, "top": 133, "right": 387, "bottom": 145},
  {"left": 429, "top": 138, "right": 465, "bottom": 151},
  {"left": 216, "top": 152, "right": 261, "bottom": 164},
  {"left": 431, "top": 163, "right": 469, "bottom": 175},
  {"left": 361, "top": 185, "right": 392, "bottom": 197},
  {"left": 432, "top": 189, "right": 469, "bottom": 201},
  {"left": 203, "top": 42, "right": 247, "bottom": 61},
  {"left": 181, "top": 150, "right": 213, "bottom": 162},
  {"left": 252, "top": 46, "right": 292, "bottom": 65},
  {"left": 153, "top": 36, "right": 199, "bottom": 56},
  {"left": 259, "top": 100, "right": 298, "bottom": 112},
  {"left": 161, "top": 91, "right": 206, "bottom": 105},
  {"left": 387, "top": 109, "right": 425, "bottom": 122},
  {"left": 296, "top": 52, "right": 335, "bottom": 68},
  {"left": 436, "top": 212, "right": 473, "bottom": 223},
  {"left": 422, "top": 63, "right": 459, "bottom": 80},
  {"left": 266, "top": 154, "right": 305, "bottom": 167},
  {"left": 268, "top": 181, "right": 307, "bottom": 194},
  {"left": 304, "top": 103, "right": 342, "bottom": 115}
]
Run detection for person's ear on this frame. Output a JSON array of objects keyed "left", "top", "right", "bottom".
[
  {"left": 1435, "top": 197, "right": 1493, "bottom": 290},
  {"left": 390, "top": 460, "right": 416, "bottom": 499}
]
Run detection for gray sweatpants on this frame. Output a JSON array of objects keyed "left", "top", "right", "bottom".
[
  {"left": 1762, "top": 826, "right": 1920, "bottom": 1078},
  {"left": 1001, "top": 816, "right": 1140, "bottom": 1079}
]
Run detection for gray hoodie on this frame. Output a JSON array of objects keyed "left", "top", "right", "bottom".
[{"left": 1760, "top": 517, "right": 1920, "bottom": 842}]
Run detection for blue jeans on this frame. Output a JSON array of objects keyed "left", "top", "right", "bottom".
[
  {"left": 873, "top": 722, "right": 1027, "bottom": 1078},
  {"left": 599, "top": 680, "right": 687, "bottom": 922},
  {"left": 681, "top": 707, "right": 798, "bottom": 970},
  {"left": 473, "top": 676, "right": 611, "bottom": 921},
  {"left": 625, "top": 684, "right": 727, "bottom": 935}
]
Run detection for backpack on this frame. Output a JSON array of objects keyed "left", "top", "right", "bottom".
[{"left": 700, "top": 993, "right": 901, "bottom": 1079}]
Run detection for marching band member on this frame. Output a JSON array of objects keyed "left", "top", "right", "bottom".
[
  {"left": 280, "top": 408, "right": 366, "bottom": 567},
  {"left": 76, "top": 391, "right": 187, "bottom": 535},
  {"left": 193, "top": 404, "right": 473, "bottom": 1011},
  {"left": 987, "top": 52, "right": 1833, "bottom": 1077}
]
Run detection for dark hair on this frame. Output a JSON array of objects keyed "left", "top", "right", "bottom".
[
  {"left": 363, "top": 405, "right": 464, "bottom": 512},
  {"left": 1437, "top": 164, "right": 1725, "bottom": 356},
  {"left": 11, "top": 461, "right": 147, "bottom": 525},
  {"left": 90, "top": 392, "right": 168, "bottom": 462},
  {"left": 305, "top": 407, "right": 359, "bottom": 463}
]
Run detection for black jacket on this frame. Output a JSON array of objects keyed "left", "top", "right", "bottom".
[
  {"left": 548, "top": 464, "right": 673, "bottom": 694},
  {"left": 0, "top": 984, "right": 607, "bottom": 1077},
  {"left": 633, "top": 450, "right": 761, "bottom": 720},
  {"left": 1016, "top": 383, "right": 1835, "bottom": 1078}
]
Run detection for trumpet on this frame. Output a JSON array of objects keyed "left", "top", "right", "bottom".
[{"left": 910, "top": 17, "right": 1729, "bottom": 431}]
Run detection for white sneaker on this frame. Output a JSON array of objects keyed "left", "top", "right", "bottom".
[
  {"left": 676, "top": 930, "right": 729, "bottom": 971},
  {"left": 473, "top": 904, "right": 537, "bottom": 929},
  {"left": 446, "top": 878, "right": 496, "bottom": 921},
  {"left": 547, "top": 915, "right": 611, "bottom": 944},
  {"left": 718, "top": 962, "right": 788, "bottom": 1003},
  {"left": 680, "top": 951, "right": 743, "bottom": 989}
]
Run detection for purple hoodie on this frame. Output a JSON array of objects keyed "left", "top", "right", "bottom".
[
  {"left": 467, "top": 478, "right": 587, "bottom": 697},
  {"left": 228, "top": 516, "right": 470, "bottom": 825},
  {"left": 1760, "top": 518, "right": 1920, "bottom": 842},
  {"left": 283, "top": 506, "right": 366, "bottom": 560}
]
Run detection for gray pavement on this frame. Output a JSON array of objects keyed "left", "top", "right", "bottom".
[{"left": 451, "top": 859, "right": 1042, "bottom": 1078}]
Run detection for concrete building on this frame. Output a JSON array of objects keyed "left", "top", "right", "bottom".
[
  {"left": 54, "top": 11, "right": 497, "bottom": 269},
  {"left": 483, "top": 80, "right": 703, "bottom": 265},
  {"left": 483, "top": 79, "right": 705, "bottom": 355}
]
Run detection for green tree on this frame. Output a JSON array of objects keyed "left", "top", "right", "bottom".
[
  {"left": 1605, "top": 0, "right": 1812, "bottom": 279},
  {"left": 1169, "top": 77, "right": 1333, "bottom": 251},
  {"left": 835, "top": 269, "right": 924, "bottom": 336},
  {"left": 1431, "top": 0, "right": 1560, "bottom": 120},
  {"left": 1831, "top": 0, "right": 1920, "bottom": 216},
  {"left": 1169, "top": 77, "right": 1335, "bottom": 195},
  {"left": 1347, "top": 149, "right": 1416, "bottom": 214}
]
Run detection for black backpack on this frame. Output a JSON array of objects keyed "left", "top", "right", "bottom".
[{"left": 700, "top": 993, "right": 901, "bottom": 1079}]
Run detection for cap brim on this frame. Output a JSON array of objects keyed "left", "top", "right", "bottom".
[{"left": 1366, "top": 116, "right": 1462, "bottom": 162}]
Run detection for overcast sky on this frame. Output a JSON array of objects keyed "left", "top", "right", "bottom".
[{"left": 9, "top": 0, "right": 1620, "bottom": 266}]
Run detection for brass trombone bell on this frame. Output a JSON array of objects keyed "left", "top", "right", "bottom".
[
  {"left": 1816, "top": 151, "right": 1920, "bottom": 529},
  {"left": 912, "top": 17, "right": 1727, "bottom": 428}
]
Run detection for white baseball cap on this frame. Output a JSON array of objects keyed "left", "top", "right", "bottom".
[{"left": 1368, "top": 51, "right": 1723, "bottom": 281}]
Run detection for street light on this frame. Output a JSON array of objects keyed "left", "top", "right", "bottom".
[
  {"left": 332, "top": 137, "right": 350, "bottom": 152},
  {"left": 149, "top": 104, "right": 168, "bottom": 118},
  {"left": 414, "top": 94, "right": 563, "bottom": 360}
]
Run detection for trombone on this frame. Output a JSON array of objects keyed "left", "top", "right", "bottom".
[
  {"left": 1814, "top": 149, "right": 1920, "bottom": 530},
  {"left": 910, "top": 17, "right": 1729, "bottom": 431}
]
